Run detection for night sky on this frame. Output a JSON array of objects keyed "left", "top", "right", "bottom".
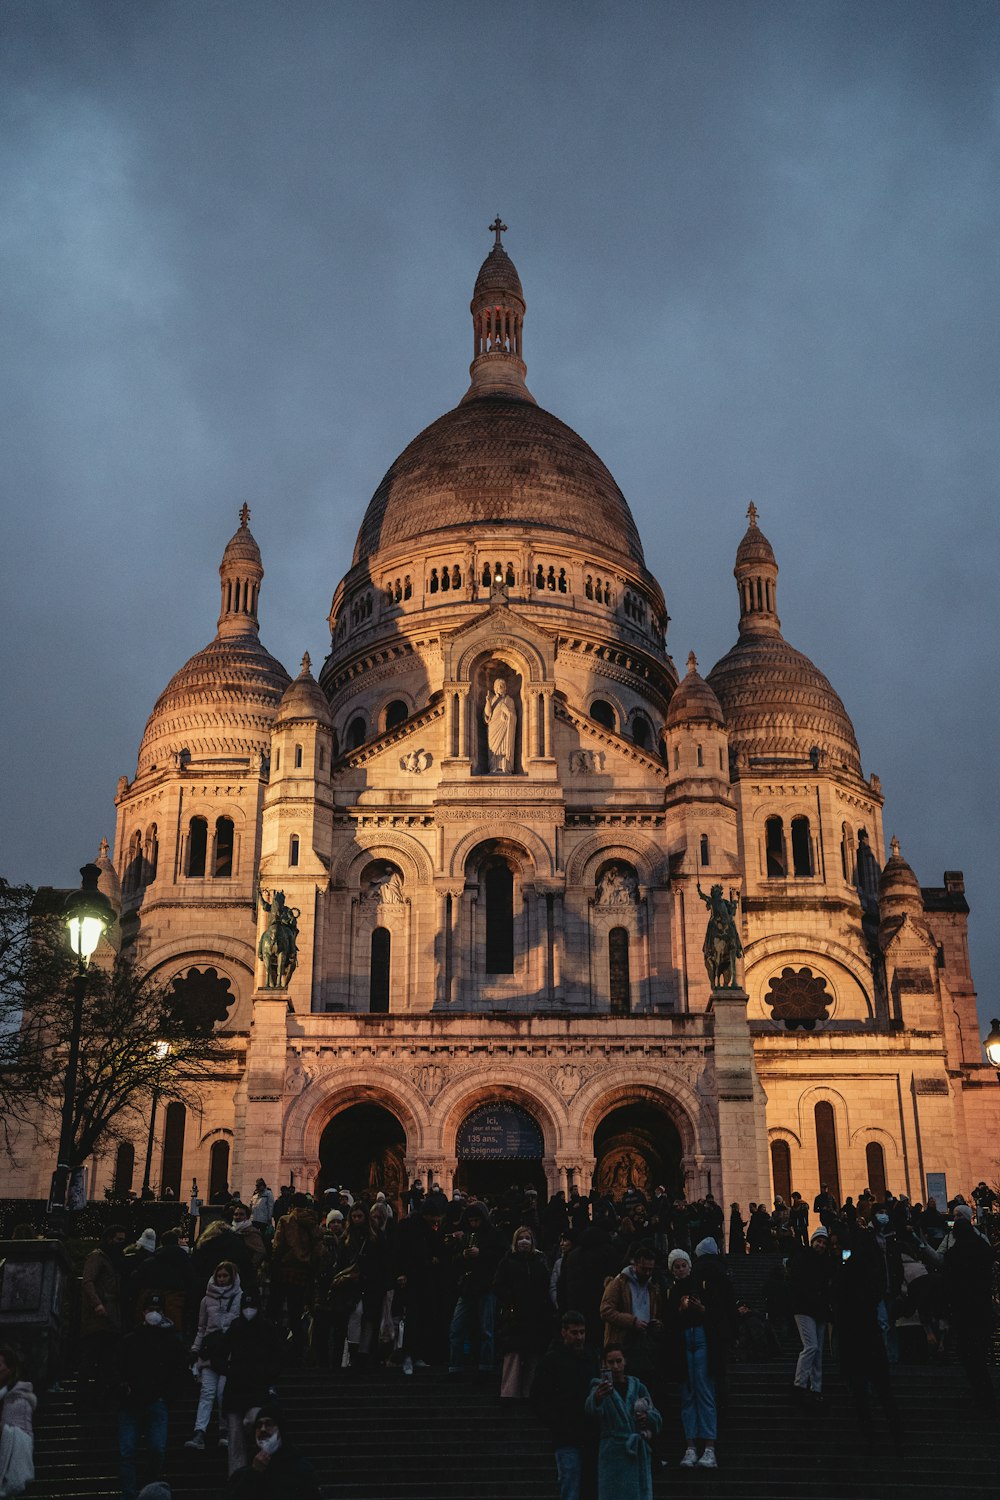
[{"left": 2, "top": 3, "right": 997, "bottom": 1032}]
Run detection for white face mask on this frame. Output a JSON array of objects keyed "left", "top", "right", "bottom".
[
  {"left": 144, "top": 1311, "right": 164, "bottom": 1326},
  {"left": 258, "top": 1432, "right": 281, "bottom": 1455},
  {"left": 516, "top": 1238, "right": 532, "bottom": 1251},
  {"left": 242, "top": 1307, "right": 258, "bottom": 1321}
]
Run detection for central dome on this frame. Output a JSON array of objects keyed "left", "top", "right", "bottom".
[{"left": 353, "top": 395, "right": 645, "bottom": 568}]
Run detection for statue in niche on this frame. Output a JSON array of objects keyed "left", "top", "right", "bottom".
[
  {"left": 483, "top": 678, "right": 517, "bottom": 773},
  {"left": 597, "top": 864, "right": 638, "bottom": 907},
  {"left": 696, "top": 881, "right": 743, "bottom": 990},
  {"left": 364, "top": 865, "right": 405, "bottom": 906}
]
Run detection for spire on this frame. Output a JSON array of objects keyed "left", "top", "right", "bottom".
[
  {"left": 734, "top": 503, "right": 780, "bottom": 638},
  {"left": 300, "top": 651, "right": 311, "bottom": 675},
  {"left": 218, "top": 505, "right": 264, "bottom": 639},
  {"left": 461, "top": 218, "right": 535, "bottom": 405},
  {"left": 686, "top": 650, "right": 698, "bottom": 674}
]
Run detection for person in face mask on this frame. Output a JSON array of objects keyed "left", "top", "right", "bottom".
[
  {"left": 116, "top": 1295, "right": 188, "bottom": 1500},
  {"left": 493, "top": 1225, "right": 553, "bottom": 1400},
  {"left": 219, "top": 1293, "right": 283, "bottom": 1477},
  {"left": 226, "top": 1405, "right": 319, "bottom": 1498}
]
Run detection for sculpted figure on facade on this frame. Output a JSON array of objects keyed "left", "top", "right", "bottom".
[
  {"left": 696, "top": 882, "right": 743, "bottom": 990},
  {"left": 570, "top": 749, "right": 605, "bottom": 774},
  {"left": 258, "top": 883, "right": 300, "bottom": 989},
  {"left": 483, "top": 678, "right": 517, "bottom": 773},
  {"left": 400, "top": 748, "right": 431, "bottom": 774},
  {"left": 597, "top": 863, "right": 639, "bottom": 907},
  {"left": 363, "top": 865, "right": 405, "bottom": 906}
]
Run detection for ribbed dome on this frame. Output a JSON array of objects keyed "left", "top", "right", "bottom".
[
  {"left": 735, "top": 504, "right": 776, "bottom": 569},
  {"left": 879, "top": 837, "right": 923, "bottom": 914},
  {"left": 666, "top": 653, "right": 725, "bottom": 729},
  {"left": 353, "top": 397, "right": 645, "bottom": 567},
  {"left": 222, "top": 506, "right": 262, "bottom": 566},
  {"left": 474, "top": 243, "right": 524, "bottom": 303},
  {"left": 276, "top": 653, "right": 332, "bottom": 727},
  {"left": 708, "top": 634, "right": 862, "bottom": 775},
  {"left": 137, "top": 633, "right": 291, "bottom": 775}
]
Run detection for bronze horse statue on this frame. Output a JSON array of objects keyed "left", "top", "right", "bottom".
[
  {"left": 697, "top": 881, "right": 743, "bottom": 990},
  {"left": 258, "top": 885, "right": 299, "bottom": 990}
]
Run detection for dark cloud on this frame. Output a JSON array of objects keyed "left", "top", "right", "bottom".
[{"left": 1, "top": 1, "right": 996, "bottom": 1029}]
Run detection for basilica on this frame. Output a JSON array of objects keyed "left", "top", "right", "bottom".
[{"left": 24, "top": 227, "right": 997, "bottom": 1213}]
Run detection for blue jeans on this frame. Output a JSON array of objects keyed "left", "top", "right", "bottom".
[
  {"left": 554, "top": 1444, "right": 583, "bottom": 1500},
  {"left": 119, "top": 1398, "right": 168, "bottom": 1500},
  {"left": 448, "top": 1291, "right": 496, "bottom": 1370},
  {"left": 681, "top": 1326, "right": 717, "bottom": 1441}
]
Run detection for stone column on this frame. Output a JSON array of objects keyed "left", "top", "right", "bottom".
[
  {"left": 239, "top": 995, "right": 289, "bottom": 1194},
  {"left": 709, "top": 986, "right": 769, "bottom": 1209}
]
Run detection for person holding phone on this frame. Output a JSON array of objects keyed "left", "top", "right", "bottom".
[{"left": 585, "top": 1345, "right": 660, "bottom": 1500}]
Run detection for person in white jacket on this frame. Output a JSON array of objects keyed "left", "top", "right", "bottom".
[
  {"left": 0, "top": 1344, "right": 35, "bottom": 1499},
  {"left": 185, "top": 1262, "right": 242, "bottom": 1451}
]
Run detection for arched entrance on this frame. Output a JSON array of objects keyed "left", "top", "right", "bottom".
[
  {"left": 454, "top": 1100, "right": 547, "bottom": 1203},
  {"left": 594, "top": 1102, "right": 683, "bottom": 1199},
  {"left": 316, "top": 1103, "right": 406, "bottom": 1205}
]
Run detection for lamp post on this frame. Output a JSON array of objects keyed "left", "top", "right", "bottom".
[
  {"left": 984, "top": 1018, "right": 1000, "bottom": 1083},
  {"left": 47, "top": 862, "right": 116, "bottom": 1235},
  {"left": 141, "top": 1041, "right": 171, "bottom": 1200}
]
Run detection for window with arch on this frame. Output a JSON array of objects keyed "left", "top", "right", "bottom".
[
  {"left": 144, "top": 824, "right": 158, "bottom": 882},
  {"left": 384, "top": 699, "right": 408, "bottom": 732},
  {"left": 160, "top": 1101, "right": 186, "bottom": 1200},
  {"left": 585, "top": 575, "right": 594, "bottom": 600},
  {"left": 370, "top": 927, "right": 391, "bottom": 1013},
  {"left": 429, "top": 568, "right": 439, "bottom": 594},
  {"left": 214, "top": 816, "right": 234, "bottom": 878},
  {"left": 113, "top": 1141, "right": 135, "bottom": 1198},
  {"left": 840, "top": 822, "right": 856, "bottom": 883},
  {"left": 632, "top": 715, "right": 652, "bottom": 751},
  {"left": 347, "top": 716, "right": 366, "bottom": 751},
  {"left": 484, "top": 859, "right": 515, "bottom": 975},
  {"left": 187, "top": 817, "right": 208, "bottom": 878},
  {"left": 791, "top": 816, "right": 813, "bottom": 877},
  {"left": 673, "top": 745, "right": 680, "bottom": 771},
  {"left": 814, "top": 1101, "right": 841, "bottom": 1207},
  {"left": 865, "top": 1141, "right": 888, "bottom": 1202},
  {"left": 590, "top": 699, "right": 616, "bottom": 732},
  {"left": 126, "top": 829, "right": 143, "bottom": 892},
  {"left": 771, "top": 1139, "right": 792, "bottom": 1203},
  {"left": 700, "top": 834, "right": 710, "bottom": 866},
  {"left": 609, "top": 927, "right": 631, "bottom": 1014},
  {"left": 289, "top": 834, "right": 300, "bottom": 868},
  {"left": 765, "top": 816, "right": 786, "bottom": 878},
  {"left": 696, "top": 743, "right": 704, "bottom": 767},
  {"left": 209, "top": 1139, "right": 230, "bottom": 1202},
  {"left": 294, "top": 743, "right": 303, "bottom": 768}
]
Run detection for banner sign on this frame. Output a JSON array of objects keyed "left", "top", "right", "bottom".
[{"left": 457, "top": 1103, "right": 544, "bottom": 1160}]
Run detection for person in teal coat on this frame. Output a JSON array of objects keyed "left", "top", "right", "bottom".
[{"left": 585, "top": 1344, "right": 661, "bottom": 1500}]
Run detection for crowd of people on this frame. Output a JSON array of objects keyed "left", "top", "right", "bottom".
[{"left": 2, "top": 1173, "right": 997, "bottom": 1500}]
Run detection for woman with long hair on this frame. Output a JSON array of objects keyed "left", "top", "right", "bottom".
[
  {"left": 185, "top": 1260, "right": 242, "bottom": 1451},
  {"left": 493, "top": 1225, "right": 552, "bottom": 1399}
]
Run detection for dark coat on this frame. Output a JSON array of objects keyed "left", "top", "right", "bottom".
[
  {"left": 117, "top": 1320, "right": 189, "bottom": 1408},
  {"left": 661, "top": 1261, "right": 735, "bottom": 1383},
  {"left": 530, "top": 1341, "right": 601, "bottom": 1446},
  {"left": 944, "top": 1223, "right": 996, "bottom": 1326},
  {"left": 787, "top": 1243, "right": 834, "bottom": 1321},
  {"left": 81, "top": 1246, "right": 123, "bottom": 1337},
  {"left": 227, "top": 1444, "right": 320, "bottom": 1500},
  {"left": 494, "top": 1249, "right": 553, "bottom": 1356},
  {"left": 221, "top": 1314, "right": 283, "bottom": 1414}
]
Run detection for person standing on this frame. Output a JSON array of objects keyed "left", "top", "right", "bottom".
[
  {"left": 598, "top": 1244, "right": 663, "bottom": 1393},
  {"left": 662, "top": 1248, "right": 722, "bottom": 1470},
  {"left": 186, "top": 1261, "right": 242, "bottom": 1450},
  {"left": 447, "top": 1202, "right": 502, "bottom": 1376},
  {"left": 585, "top": 1345, "right": 661, "bottom": 1500},
  {"left": 250, "top": 1179, "right": 276, "bottom": 1238},
  {"left": 494, "top": 1225, "right": 553, "bottom": 1399},
  {"left": 79, "top": 1223, "right": 128, "bottom": 1410},
  {"left": 226, "top": 1405, "right": 320, "bottom": 1499},
  {"left": 220, "top": 1290, "right": 282, "bottom": 1476},
  {"left": 788, "top": 1226, "right": 834, "bottom": 1400},
  {"left": 0, "top": 1343, "right": 35, "bottom": 1498},
  {"left": 530, "top": 1312, "right": 600, "bottom": 1500},
  {"left": 116, "top": 1294, "right": 188, "bottom": 1500},
  {"left": 944, "top": 1212, "right": 998, "bottom": 1413},
  {"left": 727, "top": 1204, "right": 746, "bottom": 1258}
]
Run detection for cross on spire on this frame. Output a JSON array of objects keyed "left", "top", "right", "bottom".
[
  {"left": 239, "top": 502, "right": 251, "bottom": 527},
  {"left": 489, "top": 215, "right": 507, "bottom": 247},
  {"left": 746, "top": 502, "right": 758, "bottom": 526}
]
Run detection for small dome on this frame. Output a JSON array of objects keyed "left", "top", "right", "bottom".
[
  {"left": 666, "top": 652, "right": 725, "bottom": 729},
  {"left": 94, "top": 836, "right": 122, "bottom": 913},
  {"left": 735, "top": 503, "right": 776, "bottom": 569},
  {"left": 473, "top": 243, "right": 525, "bottom": 305},
  {"left": 221, "top": 503, "right": 262, "bottom": 567},
  {"left": 138, "top": 634, "right": 291, "bottom": 776},
  {"left": 275, "top": 653, "right": 333, "bottom": 727},
  {"left": 879, "top": 837, "right": 923, "bottom": 915}
]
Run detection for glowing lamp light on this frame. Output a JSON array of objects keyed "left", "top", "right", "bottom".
[
  {"left": 63, "top": 863, "right": 115, "bottom": 967},
  {"left": 984, "top": 1018, "right": 1000, "bottom": 1071},
  {"left": 153, "top": 1040, "right": 171, "bottom": 1061},
  {"left": 495, "top": 568, "right": 504, "bottom": 585}
]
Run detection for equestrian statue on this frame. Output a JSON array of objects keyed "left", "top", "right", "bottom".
[
  {"left": 257, "top": 882, "right": 300, "bottom": 990},
  {"left": 696, "top": 881, "right": 743, "bottom": 990}
]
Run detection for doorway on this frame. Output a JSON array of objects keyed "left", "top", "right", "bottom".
[
  {"left": 317, "top": 1102, "right": 406, "bottom": 1205},
  {"left": 594, "top": 1102, "right": 683, "bottom": 1199}
]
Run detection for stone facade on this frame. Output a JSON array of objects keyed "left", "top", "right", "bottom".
[{"left": 7, "top": 231, "right": 996, "bottom": 1212}]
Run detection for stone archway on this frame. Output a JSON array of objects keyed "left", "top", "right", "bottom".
[
  {"left": 593, "top": 1101, "right": 684, "bottom": 1200},
  {"left": 316, "top": 1102, "right": 407, "bottom": 1206}
]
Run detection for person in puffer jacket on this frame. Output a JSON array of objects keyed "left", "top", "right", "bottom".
[
  {"left": 0, "top": 1343, "right": 35, "bottom": 1499},
  {"left": 185, "top": 1261, "right": 242, "bottom": 1451}
]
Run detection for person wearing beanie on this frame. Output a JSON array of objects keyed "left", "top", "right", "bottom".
[
  {"left": 663, "top": 1234, "right": 737, "bottom": 1470},
  {"left": 136, "top": 1485, "right": 172, "bottom": 1500},
  {"left": 116, "top": 1295, "right": 188, "bottom": 1500},
  {"left": 226, "top": 1405, "right": 319, "bottom": 1498},
  {"left": 788, "top": 1227, "right": 834, "bottom": 1400}
]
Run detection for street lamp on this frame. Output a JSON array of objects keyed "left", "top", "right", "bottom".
[
  {"left": 141, "top": 1041, "right": 172, "bottom": 1200},
  {"left": 984, "top": 1018, "right": 1000, "bottom": 1082},
  {"left": 48, "top": 863, "right": 116, "bottom": 1234}
]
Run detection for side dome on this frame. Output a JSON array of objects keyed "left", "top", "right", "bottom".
[
  {"left": 666, "top": 653, "right": 725, "bottom": 729},
  {"left": 707, "top": 507, "right": 862, "bottom": 776},
  {"left": 275, "top": 653, "right": 332, "bottom": 727},
  {"left": 353, "top": 398, "right": 645, "bottom": 567},
  {"left": 878, "top": 837, "right": 923, "bottom": 916}
]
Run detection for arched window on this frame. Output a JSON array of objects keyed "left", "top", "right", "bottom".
[
  {"left": 840, "top": 823, "right": 856, "bottom": 883},
  {"left": 318, "top": 746, "right": 326, "bottom": 770},
  {"left": 209, "top": 1139, "right": 230, "bottom": 1202},
  {"left": 113, "top": 1141, "right": 135, "bottom": 1198},
  {"left": 865, "top": 1141, "right": 888, "bottom": 1202},
  {"left": 609, "top": 927, "right": 631, "bottom": 1014},
  {"left": 403, "top": 575, "right": 412, "bottom": 599},
  {"left": 591, "top": 699, "right": 616, "bottom": 731},
  {"left": 585, "top": 575, "right": 594, "bottom": 599},
  {"left": 126, "top": 830, "right": 143, "bottom": 892},
  {"left": 429, "top": 568, "right": 439, "bottom": 594},
  {"left": 440, "top": 565, "right": 450, "bottom": 592},
  {"left": 771, "top": 1139, "right": 792, "bottom": 1204},
  {"left": 535, "top": 563, "right": 545, "bottom": 589},
  {"left": 370, "top": 927, "right": 391, "bottom": 1013},
  {"left": 791, "top": 816, "right": 813, "bottom": 877},
  {"left": 696, "top": 743, "right": 704, "bottom": 767},
  {"left": 632, "top": 716, "right": 651, "bottom": 751},
  {"left": 384, "top": 699, "right": 408, "bottom": 732},
  {"left": 484, "top": 860, "right": 515, "bottom": 975},
  {"left": 765, "top": 816, "right": 786, "bottom": 878},
  {"left": 558, "top": 568, "right": 567, "bottom": 593},
  {"left": 160, "top": 1102, "right": 186, "bottom": 1200},
  {"left": 274, "top": 747, "right": 281, "bottom": 770},
  {"left": 700, "top": 834, "right": 710, "bottom": 866},
  {"left": 144, "top": 825, "right": 158, "bottom": 883},
  {"left": 289, "top": 834, "right": 300, "bottom": 868},
  {"left": 482, "top": 563, "right": 492, "bottom": 589},
  {"left": 814, "top": 1102, "right": 841, "bottom": 1207},
  {"left": 214, "top": 816, "right": 234, "bottom": 878},
  {"left": 187, "top": 817, "right": 208, "bottom": 878},
  {"left": 347, "top": 717, "right": 366, "bottom": 751},
  {"left": 673, "top": 745, "right": 680, "bottom": 771},
  {"left": 294, "top": 744, "right": 303, "bottom": 769}
]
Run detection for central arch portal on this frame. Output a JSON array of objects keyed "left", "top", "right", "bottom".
[
  {"left": 455, "top": 1100, "right": 547, "bottom": 1203},
  {"left": 317, "top": 1103, "right": 406, "bottom": 1203},
  {"left": 594, "top": 1102, "right": 683, "bottom": 1199}
]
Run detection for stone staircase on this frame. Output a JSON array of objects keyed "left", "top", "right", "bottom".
[{"left": 30, "top": 1255, "right": 1000, "bottom": 1499}]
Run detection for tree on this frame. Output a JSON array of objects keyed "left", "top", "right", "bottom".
[{"left": 0, "top": 877, "right": 228, "bottom": 1170}]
